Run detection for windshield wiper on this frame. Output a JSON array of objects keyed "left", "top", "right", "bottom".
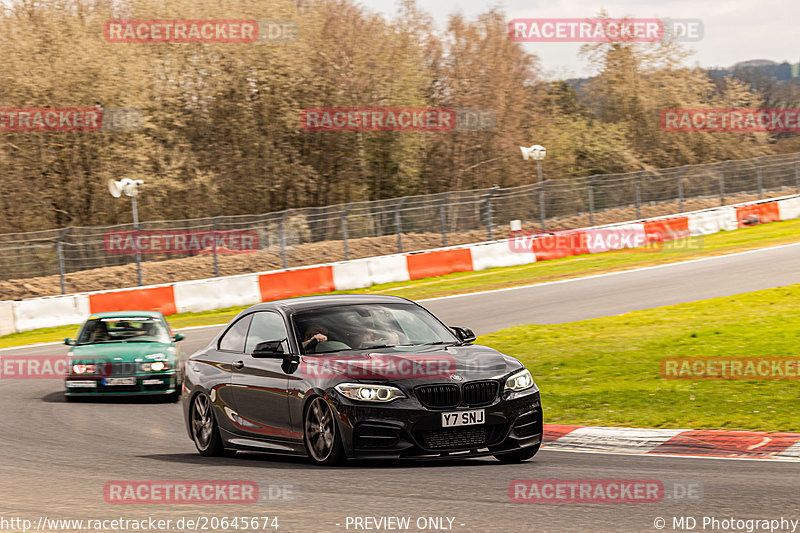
[
  {"left": 376, "top": 341, "right": 460, "bottom": 348},
  {"left": 360, "top": 344, "right": 397, "bottom": 350}
]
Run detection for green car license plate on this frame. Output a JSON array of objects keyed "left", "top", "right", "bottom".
[{"left": 102, "top": 377, "right": 137, "bottom": 386}]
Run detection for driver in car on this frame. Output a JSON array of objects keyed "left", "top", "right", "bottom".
[
  {"left": 301, "top": 323, "right": 329, "bottom": 351},
  {"left": 90, "top": 321, "right": 110, "bottom": 342}
]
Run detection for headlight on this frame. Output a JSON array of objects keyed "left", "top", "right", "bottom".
[
  {"left": 505, "top": 368, "right": 534, "bottom": 392},
  {"left": 335, "top": 383, "right": 406, "bottom": 403},
  {"left": 140, "top": 361, "right": 169, "bottom": 372},
  {"left": 72, "top": 364, "right": 86, "bottom": 374}
]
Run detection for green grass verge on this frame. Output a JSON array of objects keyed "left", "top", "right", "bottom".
[
  {"left": 2, "top": 218, "right": 799, "bottom": 349},
  {"left": 479, "top": 283, "right": 800, "bottom": 432}
]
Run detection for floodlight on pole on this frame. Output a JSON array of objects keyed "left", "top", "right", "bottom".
[
  {"left": 108, "top": 178, "right": 144, "bottom": 224},
  {"left": 519, "top": 144, "right": 547, "bottom": 231},
  {"left": 519, "top": 144, "right": 546, "bottom": 182},
  {"left": 108, "top": 178, "right": 144, "bottom": 286},
  {"left": 519, "top": 144, "right": 546, "bottom": 162}
]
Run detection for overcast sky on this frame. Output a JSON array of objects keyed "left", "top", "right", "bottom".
[{"left": 366, "top": 0, "right": 796, "bottom": 79}]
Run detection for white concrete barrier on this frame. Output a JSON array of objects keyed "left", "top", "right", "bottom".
[
  {"left": 366, "top": 255, "right": 410, "bottom": 285},
  {"left": 469, "top": 241, "right": 536, "bottom": 271},
  {"left": 0, "top": 301, "right": 16, "bottom": 337},
  {"left": 332, "top": 260, "right": 372, "bottom": 290},
  {"left": 778, "top": 197, "right": 800, "bottom": 221},
  {"left": 688, "top": 207, "right": 737, "bottom": 236},
  {"left": 173, "top": 275, "right": 261, "bottom": 314},
  {"left": 12, "top": 295, "right": 90, "bottom": 331},
  {"left": 585, "top": 223, "right": 647, "bottom": 253}
]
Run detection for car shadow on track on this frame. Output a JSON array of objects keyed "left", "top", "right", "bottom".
[
  {"left": 140, "top": 451, "right": 504, "bottom": 470},
  {"left": 40, "top": 391, "right": 178, "bottom": 404}
]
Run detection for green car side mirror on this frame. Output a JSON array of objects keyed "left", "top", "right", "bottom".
[
  {"left": 173, "top": 333, "right": 185, "bottom": 342},
  {"left": 64, "top": 338, "right": 77, "bottom": 346}
]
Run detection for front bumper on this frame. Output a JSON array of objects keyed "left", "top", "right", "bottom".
[
  {"left": 332, "top": 389, "right": 542, "bottom": 460},
  {"left": 65, "top": 371, "right": 178, "bottom": 396}
]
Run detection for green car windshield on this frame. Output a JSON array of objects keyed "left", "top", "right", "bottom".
[{"left": 77, "top": 317, "right": 171, "bottom": 344}]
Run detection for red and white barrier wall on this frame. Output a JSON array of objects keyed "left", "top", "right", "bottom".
[{"left": 2, "top": 194, "right": 799, "bottom": 334}]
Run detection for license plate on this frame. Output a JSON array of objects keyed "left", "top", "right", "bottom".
[
  {"left": 66, "top": 381, "right": 96, "bottom": 388},
  {"left": 102, "top": 377, "right": 137, "bottom": 386},
  {"left": 441, "top": 409, "right": 485, "bottom": 427}
]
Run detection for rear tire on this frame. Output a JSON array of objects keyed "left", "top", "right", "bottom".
[
  {"left": 303, "top": 396, "right": 344, "bottom": 466},
  {"left": 191, "top": 393, "right": 224, "bottom": 457},
  {"left": 494, "top": 442, "right": 540, "bottom": 463}
]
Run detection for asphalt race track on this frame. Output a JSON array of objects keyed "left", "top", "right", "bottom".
[
  {"left": 3, "top": 244, "right": 800, "bottom": 533},
  {"left": 423, "top": 242, "right": 800, "bottom": 333}
]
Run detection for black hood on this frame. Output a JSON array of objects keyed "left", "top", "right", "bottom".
[{"left": 298, "top": 343, "right": 523, "bottom": 384}]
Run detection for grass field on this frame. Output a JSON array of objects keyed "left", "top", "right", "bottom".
[
  {"left": 480, "top": 283, "right": 800, "bottom": 432},
  {"left": 2, "top": 217, "right": 800, "bottom": 349}
]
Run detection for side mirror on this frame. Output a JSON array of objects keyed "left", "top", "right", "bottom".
[
  {"left": 451, "top": 327, "right": 477, "bottom": 344},
  {"left": 172, "top": 333, "right": 185, "bottom": 342},
  {"left": 64, "top": 338, "right": 77, "bottom": 346},
  {"left": 252, "top": 340, "right": 285, "bottom": 358}
]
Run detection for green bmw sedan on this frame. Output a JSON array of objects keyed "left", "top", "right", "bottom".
[{"left": 64, "top": 311, "right": 185, "bottom": 401}]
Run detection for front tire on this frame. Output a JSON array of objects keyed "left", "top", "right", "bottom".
[
  {"left": 191, "top": 393, "right": 224, "bottom": 457},
  {"left": 303, "top": 396, "right": 344, "bottom": 466},
  {"left": 494, "top": 442, "right": 541, "bottom": 463}
]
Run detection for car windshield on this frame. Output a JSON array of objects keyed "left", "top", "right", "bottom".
[
  {"left": 293, "top": 303, "right": 459, "bottom": 354},
  {"left": 76, "top": 317, "right": 171, "bottom": 344}
]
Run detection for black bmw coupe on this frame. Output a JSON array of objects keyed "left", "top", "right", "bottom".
[{"left": 181, "top": 294, "right": 542, "bottom": 465}]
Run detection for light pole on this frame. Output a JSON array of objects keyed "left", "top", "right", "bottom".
[
  {"left": 520, "top": 144, "right": 547, "bottom": 230},
  {"left": 520, "top": 144, "right": 546, "bottom": 182},
  {"left": 108, "top": 178, "right": 144, "bottom": 285}
]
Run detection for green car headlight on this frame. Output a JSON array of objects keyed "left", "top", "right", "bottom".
[
  {"left": 140, "top": 361, "right": 169, "bottom": 372},
  {"left": 335, "top": 383, "right": 406, "bottom": 402},
  {"left": 505, "top": 368, "right": 535, "bottom": 392}
]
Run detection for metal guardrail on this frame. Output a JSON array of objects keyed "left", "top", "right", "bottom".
[{"left": 1, "top": 152, "right": 798, "bottom": 293}]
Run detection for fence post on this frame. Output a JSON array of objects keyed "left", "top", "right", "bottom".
[
  {"left": 756, "top": 157, "right": 764, "bottom": 200},
  {"left": 719, "top": 161, "right": 728, "bottom": 206},
  {"left": 439, "top": 193, "right": 450, "bottom": 247},
  {"left": 341, "top": 204, "right": 351, "bottom": 260},
  {"left": 539, "top": 181, "right": 547, "bottom": 232},
  {"left": 279, "top": 210, "right": 289, "bottom": 269},
  {"left": 211, "top": 217, "right": 221, "bottom": 277},
  {"left": 485, "top": 187, "right": 499, "bottom": 241},
  {"left": 134, "top": 221, "right": 143, "bottom": 286},
  {"left": 56, "top": 226, "right": 71, "bottom": 295},
  {"left": 677, "top": 166, "right": 688, "bottom": 213},
  {"left": 395, "top": 199, "right": 405, "bottom": 253},
  {"left": 634, "top": 171, "right": 643, "bottom": 220},
  {"left": 587, "top": 178, "right": 595, "bottom": 226},
  {"left": 795, "top": 157, "right": 800, "bottom": 194}
]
